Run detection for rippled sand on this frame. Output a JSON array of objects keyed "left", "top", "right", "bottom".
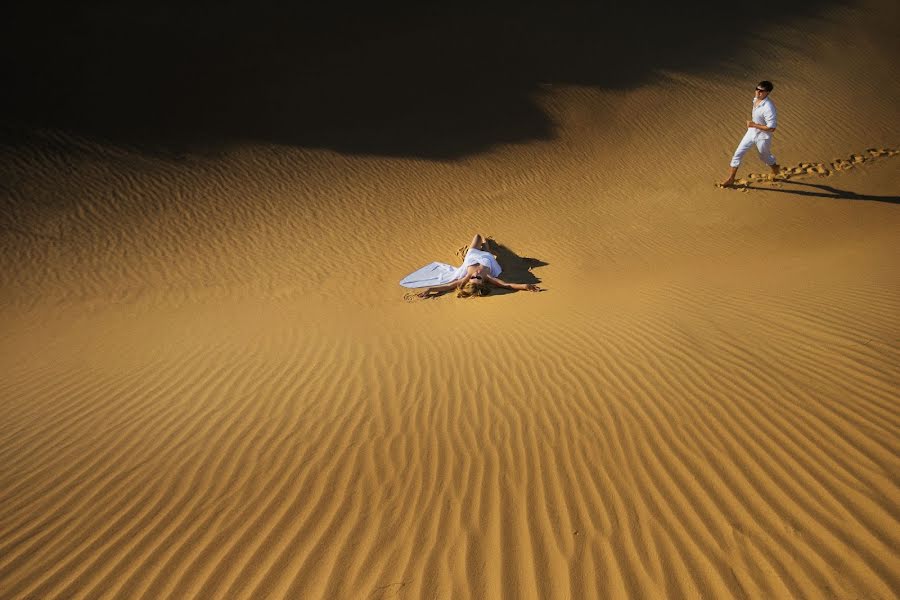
[{"left": 2, "top": 1, "right": 898, "bottom": 598}]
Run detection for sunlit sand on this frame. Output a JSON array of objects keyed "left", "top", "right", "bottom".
[{"left": 1, "top": 1, "right": 898, "bottom": 598}]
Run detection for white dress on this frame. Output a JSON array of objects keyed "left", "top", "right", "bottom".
[{"left": 399, "top": 248, "right": 502, "bottom": 288}]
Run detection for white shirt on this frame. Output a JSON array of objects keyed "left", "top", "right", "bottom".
[{"left": 750, "top": 96, "right": 777, "bottom": 140}]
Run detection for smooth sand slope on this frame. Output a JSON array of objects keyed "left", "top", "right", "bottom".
[{"left": 2, "top": 1, "right": 899, "bottom": 598}]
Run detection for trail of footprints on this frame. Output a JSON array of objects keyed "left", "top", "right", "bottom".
[{"left": 722, "top": 146, "right": 897, "bottom": 189}]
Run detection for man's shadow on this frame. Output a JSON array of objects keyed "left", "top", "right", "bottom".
[
  {"left": 746, "top": 180, "right": 899, "bottom": 204},
  {"left": 486, "top": 239, "right": 548, "bottom": 296}
]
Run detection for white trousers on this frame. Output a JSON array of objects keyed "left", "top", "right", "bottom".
[{"left": 730, "top": 130, "right": 776, "bottom": 168}]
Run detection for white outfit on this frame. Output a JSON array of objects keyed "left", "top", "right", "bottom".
[
  {"left": 399, "top": 248, "right": 502, "bottom": 288},
  {"left": 450, "top": 248, "right": 502, "bottom": 280},
  {"left": 730, "top": 96, "right": 778, "bottom": 168}
]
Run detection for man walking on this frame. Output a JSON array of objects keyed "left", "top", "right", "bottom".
[{"left": 721, "top": 81, "right": 780, "bottom": 187}]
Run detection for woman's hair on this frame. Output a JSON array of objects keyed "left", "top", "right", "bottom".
[
  {"left": 758, "top": 80, "right": 774, "bottom": 92},
  {"left": 457, "top": 280, "right": 489, "bottom": 298}
]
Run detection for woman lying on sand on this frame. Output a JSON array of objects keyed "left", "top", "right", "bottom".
[{"left": 401, "top": 234, "right": 543, "bottom": 299}]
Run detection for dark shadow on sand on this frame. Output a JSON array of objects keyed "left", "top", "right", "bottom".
[
  {"left": 487, "top": 239, "right": 547, "bottom": 296},
  {"left": 2, "top": 1, "right": 845, "bottom": 159},
  {"left": 745, "top": 180, "right": 900, "bottom": 204}
]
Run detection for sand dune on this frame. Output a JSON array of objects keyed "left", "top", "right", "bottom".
[
  {"left": 2, "top": 0, "right": 899, "bottom": 598},
  {"left": 2, "top": 262, "right": 898, "bottom": 598}
]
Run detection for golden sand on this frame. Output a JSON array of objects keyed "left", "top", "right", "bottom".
[{"left": 1, "top": 2, "right": 898, "bottom": 598}]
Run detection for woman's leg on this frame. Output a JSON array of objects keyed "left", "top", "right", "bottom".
[{"left": 469, "top": 233, "right": 484, "bottom": 250}]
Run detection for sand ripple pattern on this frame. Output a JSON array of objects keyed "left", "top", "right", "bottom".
[
  {"left": 2, "top": 273, "right": 898, "bottom": 599},
  {"left": 2, "top": 3, "right": 899, "bottom": 595}
]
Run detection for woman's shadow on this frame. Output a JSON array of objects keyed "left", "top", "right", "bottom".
[{"left": 485, "top": 238, "right": 548, "bottom": 295}]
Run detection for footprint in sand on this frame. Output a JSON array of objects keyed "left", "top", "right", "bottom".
[
  {"left": 716, "top": 146, "right": 897, "bottom": 189},
  {"left": 866, "top": 147, "right": 897, "bottom": 158}
]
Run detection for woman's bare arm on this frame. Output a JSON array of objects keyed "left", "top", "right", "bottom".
[{"left": 486, "top": 275, "right": 542, "bottom": 292}]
